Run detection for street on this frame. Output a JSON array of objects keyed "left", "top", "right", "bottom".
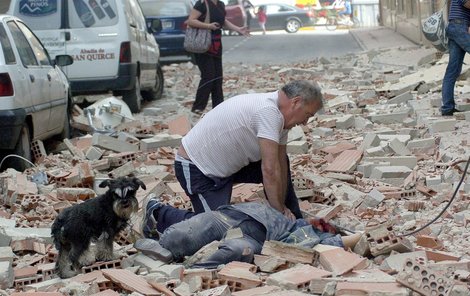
[{"left": 222, "top": 28, "right": 363, "bottom": 64}]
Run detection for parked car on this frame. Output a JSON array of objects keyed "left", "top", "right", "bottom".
[
  {"left": 251, "top": 3, "right": 314, "bottom": 32},
  {"left": 0, "top": 15, "right": 73, "bottom": 171},
  {"left": 8, "top": 0, "right": 164, "bottom": 113},
  {"left": 139, "top": 0, "right": 193, "bottom": 64},
  {"left": 220, "top": 0, "right": 246, "bottom": 28}
]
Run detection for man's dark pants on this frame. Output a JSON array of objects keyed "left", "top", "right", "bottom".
[{"left": 154, "top": 158, "right": 301, "bottom": 233}]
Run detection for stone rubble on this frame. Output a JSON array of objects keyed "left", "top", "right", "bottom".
[{"left": 0, "top": 45, "right": 470, "bottom": 295}]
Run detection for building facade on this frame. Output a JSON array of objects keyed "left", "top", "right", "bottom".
[{"left": 378, "top": 0, "right": 443, "bottom": 45}]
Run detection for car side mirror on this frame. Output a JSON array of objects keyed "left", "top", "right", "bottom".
[
  {"left": 148, "top": 19, "right": 162, "bottom": 33},
  {"left": 55, "top": 55, "right": 73, "bottom": 67}
]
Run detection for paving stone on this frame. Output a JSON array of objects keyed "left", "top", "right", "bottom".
[
  {"left": 288, "top": 126, "right": 306, "bottom": 142},
  {"left": 389, "top": 138, "right": 411, "bottom": 156},
  {"left": 0, "top": 261, "right": 13, "bottom": 289},
  {"left": 287, "top": 141, "right": 308, "bottom": 154},
  {"left": 360, "top": 133, "right": 380, "bottom": 151},
  {"left": 335, "top": 115, "right": 355, "bottom": 129},
  {"left": 140, "top": 134, "right": 182, "bottom": 151},
  {"left": 387, "top": 91, "right": 413, "bottom": 105},
  {"left": 362, "top": 156, "right": 417, "bottom": 169},
  {"left": 369, "top": 111, "right": 409, "bottom": 124},
  {"left": 312, "top": 127, "right": 334, "bottom": 137},
  {"left": 91, "top": 133, "right": 139, "bottom": 153},
  {"left": 429, "top": 118, "right": 457, "bottom": 133},
  {"left": 365, "top": 146, "right": 386, "bottom": 157}
]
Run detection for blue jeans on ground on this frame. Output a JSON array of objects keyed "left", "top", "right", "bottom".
[
  {"left": 154, "top": 156, "right": 301, "bottom": 233},
  {"left": 442, "top": 21, "right": 470, "bottom": 114},
  {"left": 159, "top": 210, "right": 266, "bottom": 269}
]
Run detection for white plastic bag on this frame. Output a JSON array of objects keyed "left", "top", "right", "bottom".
[{"left": 422, "top": 10, "right": 448, "bottom": 52}]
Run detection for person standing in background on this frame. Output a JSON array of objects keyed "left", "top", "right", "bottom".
[
  {"left": 441, "top": 0, "right": 470, "bottom": 116},
  {"left": 257, "top": 5, "right": 267, "bottom": 34},
  {"left": 187, "top": 0, "right": 249, "bottom": 116}
]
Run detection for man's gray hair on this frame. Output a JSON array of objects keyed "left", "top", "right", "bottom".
[{"left": 281, "top": 80, "right": 323, "bottom": 108}]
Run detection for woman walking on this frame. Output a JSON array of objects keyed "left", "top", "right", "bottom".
[{"left": 187, "top": 0, "right": 250, "bottom": 115}]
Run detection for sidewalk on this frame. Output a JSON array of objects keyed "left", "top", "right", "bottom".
[{"left": 350, "top": 26, "right": 418, "bottom": 51}]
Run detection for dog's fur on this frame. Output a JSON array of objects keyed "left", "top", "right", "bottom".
[{"left": 51, "top": 176, "right": 146, "bottom": 278}]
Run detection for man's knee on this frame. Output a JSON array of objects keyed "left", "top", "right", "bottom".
[{"left": 220, "top": 239, "right": 255, "bottom": 263}]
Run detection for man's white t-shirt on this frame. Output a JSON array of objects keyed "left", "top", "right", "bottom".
[{"left": 182, "top": 91, "right": 289, "bottom": 177}]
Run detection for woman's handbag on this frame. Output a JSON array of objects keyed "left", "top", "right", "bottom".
[
  {"left": 422, "top": 0, "right": 448, "bottom": 52},
  {"left": 184, "top": 0, "right": 212, "bottom": 53}
]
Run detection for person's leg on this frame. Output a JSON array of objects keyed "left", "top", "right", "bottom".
[
  {"left": 174, "top": 160, "right": 233, "bottom": 214},
  {"left": 210, "top": 56, "right": 224, "bottom": 108},
  {"left": 191, "top": 236, "right": 262, "bottom": 269},
  {"left": 232, "top": 158, "right": 302, "bottom": 218},
  {"left": 442, "top": 23, "right": 468, "bottom": 114},
  {"left": 191, "top": 216, "right": 266, "bottom": 269},
  {"left": 193, "top": 53, "right": 215, "bottom": 112},
  {"left": 159, "top": 212, "right": 233, "bottom": 261}
]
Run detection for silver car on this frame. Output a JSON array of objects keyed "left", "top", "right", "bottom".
[{"left": 0, "top": 15, "right": 72, "bottom": 171}]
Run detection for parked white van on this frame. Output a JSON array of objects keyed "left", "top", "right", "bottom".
[{"left": 8, "top": 0, "right": 163, "bottom": 113}]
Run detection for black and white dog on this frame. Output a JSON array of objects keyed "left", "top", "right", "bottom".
[{"left": 51, "top": 176, "right": 146, "bottom": 278}]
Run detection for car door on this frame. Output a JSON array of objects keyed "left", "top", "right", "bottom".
[
  {"left": 64, "top": 0, "right": 121, "bottom": 80},
  {"left": 16, "top": 20, "right": 67, "bottom": 134},
  {"left": 6, "top": 19, "right": 50, "bottom": 138},
  {"left": 265, "top": 4, "right": 284, "bottom": 30},
  {"left": 128, "top": 0, "right": 157, "bottom": 89}
]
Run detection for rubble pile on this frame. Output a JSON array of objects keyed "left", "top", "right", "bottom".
[{"left": 0, "top": 46, "right": 470, "bottom": 295}]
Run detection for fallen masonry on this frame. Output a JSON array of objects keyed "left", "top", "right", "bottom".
[{"left": 0, "top": 45, "right": 469, "bottom": 295}]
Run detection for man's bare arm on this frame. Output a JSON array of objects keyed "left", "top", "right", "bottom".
[
  {"left": 259, "top": 138, "right": 284, "bottom": 212},
  {"left": 278, "top": 144, "right": 288, "bottom": 203}
]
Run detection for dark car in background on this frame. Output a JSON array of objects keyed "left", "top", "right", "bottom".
[
  {"left": 251, "top": 3, "right": 314, "bottom": 33},
  {"left": 140, "top": 0, "right": 193, "bottom": 64}
]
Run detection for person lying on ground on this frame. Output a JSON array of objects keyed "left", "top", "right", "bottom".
[{"left": 135, "top": 198, "right": 362, "bottom": 269}]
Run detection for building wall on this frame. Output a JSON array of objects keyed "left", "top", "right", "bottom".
[
  {"left": 354, "top": 2, "right": 380, "bottom": 27},
  {"left": 379, "top": 0, "right": 439, "bottom": 45}
]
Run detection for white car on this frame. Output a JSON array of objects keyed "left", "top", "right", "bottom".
[
  {"left": 8, "top": 0, "right": 164, "bottom": 113},
  {"left": 0, "top": 14, "right": 73, "bottom": 171}
]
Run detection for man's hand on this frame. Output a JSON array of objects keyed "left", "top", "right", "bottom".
[{"left": 309, "top": 218, "right": 337, "bottom": 234}]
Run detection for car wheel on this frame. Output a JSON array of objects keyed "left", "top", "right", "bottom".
[
  {"left": 8, "top": 125, "right": 32, "bottom": 171},
  {"left": 122, "top": 76, "right": 143, "bottom": 113},
  {"left": 285, "top": 19, "right": 301, "bottom": 33},
  {"left": 142, "top": 64, "right": 164, "bottom": 101}
]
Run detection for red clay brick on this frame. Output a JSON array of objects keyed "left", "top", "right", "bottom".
[
  {"left": 325, "top": 150, "right": 363, "bottom": 173},
  {"left": 266, "top": 264, "right": 331, "bottom": 290},
  {"left": 102, "top": 269, "right": 160, "bottom": 295},
  {"left": 319, "top": 248, "right": 367, "bottom": 275},
  {"left": 336, "top": 282, "right": 407, "bottom": 295}
]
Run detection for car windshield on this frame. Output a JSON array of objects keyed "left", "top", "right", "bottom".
[{"left": 140, "top": 1, "right": 190, "bottom": 17}]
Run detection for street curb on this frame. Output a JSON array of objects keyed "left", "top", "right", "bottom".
[
  {"left": 349, "top": 29, "right": 367, "bottom": 52},
  {"left": 299, "top": 26, "right": 316, "bottom": 31}
]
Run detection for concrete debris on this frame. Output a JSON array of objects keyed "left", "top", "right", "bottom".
[{"left": 0, "top": 38, "right": 470, "bottom": 296}]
